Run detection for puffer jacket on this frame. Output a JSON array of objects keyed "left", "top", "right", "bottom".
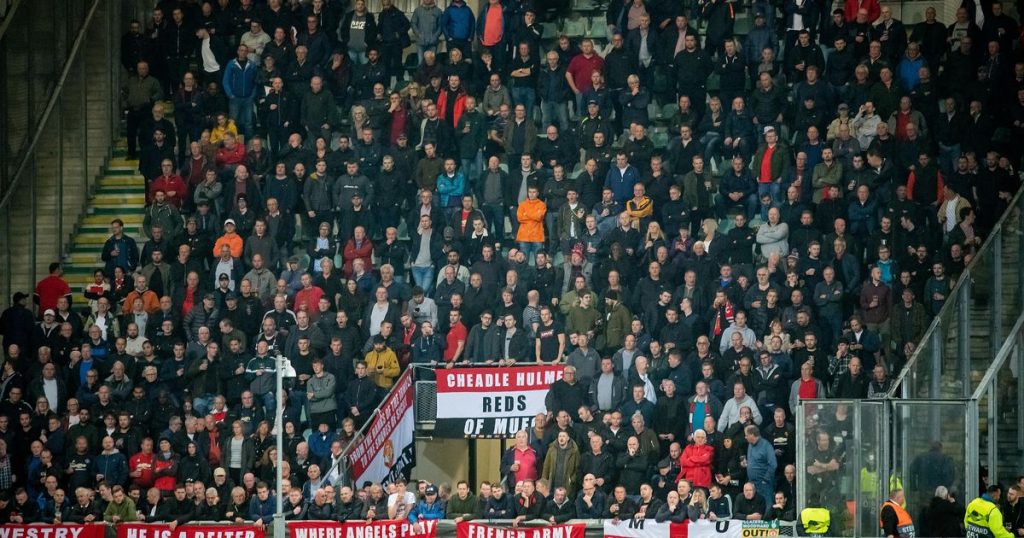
[
  {"left": 408, "top": 500, "right": 446, "bottom": 523},
  {"left": 515, "top": 198, "right": 547, "bottom": 243},
  {"left": 303, "top": 174, "right": 334, "bottom": 213}
]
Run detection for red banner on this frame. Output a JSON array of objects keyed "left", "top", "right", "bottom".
[
  {"left": 347, "top": 369, "right": 416, "bottom": 486},
  {"left": 0, "top": 526, "right": 105, "bottom": 538},
  {"left": 289, "top": 519, "right": 438, "bottom": 538},
  {"left": 116, "top": 524, "right": 173, "bottom": 538},
  {"left": 173, "top": 526, "right": 264, "bottom": 538},
  {"left": 455, "top": 522, "right": 586, "bottom": 538}
]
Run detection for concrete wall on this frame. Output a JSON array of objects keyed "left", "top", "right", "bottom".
[
  {"left": 414, "top": 437, "right": 508, "bottom": 486},
  {"left": 0, "top": 0, "right": 120, "bottom": 302}
]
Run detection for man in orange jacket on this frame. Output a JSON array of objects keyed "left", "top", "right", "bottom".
[
  {"left": 516, "top": 186, "right": 547, "bottom": 263},
  {"left": 213, "top": 219, "right": 244, "bottom": 258}
]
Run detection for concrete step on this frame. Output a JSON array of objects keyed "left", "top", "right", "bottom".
[
  {"left": 72, "top": 233, "right": 116, "bottom": 245},
  {"left": 95, "top": 186, "right": 145, "bottom": 195},
  {"left": 97, "top": 177, "right": 144, "bottom": 187},
  {"left": 83, "top": 214, "right": 143, "bottom": 225},
  {"left": 89, "top": 193, "right": 145, "bottom": 204}
]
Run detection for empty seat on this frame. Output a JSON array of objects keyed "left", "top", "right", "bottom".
[{"left": 563, "top": 16, "right": 588, "bottom": 37}]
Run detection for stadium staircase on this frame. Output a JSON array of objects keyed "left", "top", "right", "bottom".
[{"left": 62, "top": 143, "right": 146, "bottom": 298}]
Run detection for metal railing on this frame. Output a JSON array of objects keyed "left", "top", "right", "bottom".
[
  {"left": 94, "top": 518, "right": 799, "bottom": 538},
  {"left": 886, "top": 188, "right": 1024, "bottom": 400},
  {"left": 971, "top": 312, "right": 1024, "bottom": 485}
]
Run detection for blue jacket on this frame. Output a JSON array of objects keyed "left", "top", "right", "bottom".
[
  {"left": 223, "top": 58, "right": 258, "bottom": 100},
  {"left": 605, "top": 165, "right": 640, "bottom": 203},
  {"left": 897, "top": 55, "right": 925, "bottom": 91},
  {"left": 440, "top": 1, "right": 475, "bottom": 41},
  {"left": 91, "top": 451, "right": 129, "bottom": 488},
  {"left": 436, "top": 171, "right": 467, "bottom": 207},
  {"left": 408, "top": 500, "right": 446, "bottom": 523},
  {"left": 308, "top": 430, "right": 334, "bottom": 460},
  {"left": 248, "top": 494, "right": 277, "bottom": 524},
  {"left": 746, "top": 437, "right": 778, "bottom": 485},
  {"left": 847, "top": 198, "right": 879, "bottom": 234},
  {"left": 719, "top": 170, "right": 756, "bottom": 199},
  {"left": 483, "top": 494, "right": 516, "bottom": 519}
]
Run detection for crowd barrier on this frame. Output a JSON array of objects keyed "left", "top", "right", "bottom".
[{"left": 0, "top": 518, "right": 799, "bottom": 538}]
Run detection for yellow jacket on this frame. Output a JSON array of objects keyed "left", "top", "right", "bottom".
[
  {"left": 965, "top": 496, "right": 1013, "bottom": 538},
  {"left": 364, "top": 347, "right": 400, "bottom": 388}
]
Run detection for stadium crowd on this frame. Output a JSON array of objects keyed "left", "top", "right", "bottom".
[{"left": 0, "top": 0, "right": 1023, "bottom": 533}]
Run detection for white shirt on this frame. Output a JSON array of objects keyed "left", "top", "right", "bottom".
[{"left": 944, "top": 197, "right": 959, "bottom": 232}]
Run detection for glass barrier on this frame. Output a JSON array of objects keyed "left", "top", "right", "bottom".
[
  {"left": 796, "top": 400, "right": 886, "bottom": 537},
  {"left": 974, "top": 323, "right": 1024, "bottom": 487},
  {"left": 891, "top": 401, "right": 973, "bottom": 514},
  {"left": 892, "top": 191, "right": 1024, "bottom": 400},
  {"left": 798, "top": 399, "right": 975, "bottom": 537}
]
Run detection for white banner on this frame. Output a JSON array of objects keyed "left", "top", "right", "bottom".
[
  {"left": 689, "top": 520, "right": 780, "bottom": 538},
  {"left": 434, "top": 365, "right": 564, "bottom": 438},
  {"left": 603, "top": 520, "right": 686, "bottom": 538},
  {"left": 348, "top": 369, "right": 416, "bottom": 485},
  {"left": 603, "top": 519, "right": 779, "bottom": 538}
]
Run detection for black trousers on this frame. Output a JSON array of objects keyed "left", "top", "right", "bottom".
[{"left": 126, "top": 106, "right": 149, "bottom": 157}]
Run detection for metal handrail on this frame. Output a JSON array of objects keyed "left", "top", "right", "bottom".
[
  {"left": 885, "top": 187, "right": 1024, "bottom": 398},
  {"left": 0, "top": 0, "right": 101, "bottom": 212},
  {"left": 0, "top": 0, "right": 22, "bottom": 41},
  {"left": 96, "top": 517, "right": 801, "bottom": 528}
]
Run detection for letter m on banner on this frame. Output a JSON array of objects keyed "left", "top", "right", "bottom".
[{"left": 604, "top": 519, "right": 690, "bottom": 538}]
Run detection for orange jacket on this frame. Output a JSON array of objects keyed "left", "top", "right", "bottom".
[
  {"left": 213, "top": 233, "right": 244, "bottom": 258},
  {"left": 122, "top": 289, "right": 161, "bottom": 314},
  {"left": 516, "top": 198, "right": 547, "bottom": 243}
]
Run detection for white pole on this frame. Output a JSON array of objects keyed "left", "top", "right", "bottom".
[{"left": 273, "top": 353, "right": 285, "bottom": 538}]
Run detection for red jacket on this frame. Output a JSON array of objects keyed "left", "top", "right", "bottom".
[
  {"left": 436, "top": 86, "right": 467, "bottom": 128},
  {"left": 148, "top": 174, "right": 188, "bottom": 207},
  {"left": 844, "top": 0, "right": 880, "bottom": 22},
  {"left": 678, "top": 443, "right": 715, "bottom": 488},
  {"left": 294, "top": 286, "right": 326, "bottom": 320},
  {"left": 129, "top": 451, "right": 155, "bottom": 488},
  {"left": 342, "top": 238, "right": 374, "bottom": 277},
  {"left": 215, "top": 143, "right": 247, "bottom": 168},
  {"left": 153, "top": 454, "right": 177, "bottom": 492}
]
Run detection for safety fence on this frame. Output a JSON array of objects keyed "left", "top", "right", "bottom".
[
  {"left": 795, "top": 398, "right": 977, "bottom": 537},
  {"left": 7, "top": 518, "right": 799, "bottom": 538}
]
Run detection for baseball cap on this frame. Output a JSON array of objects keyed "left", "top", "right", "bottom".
[
  {"left": 43, "top": 309, "right": 56, "bottom": 317},
  {"left": 763, "top": 126, "right": 775, "bottom": 135},
  {"left": 425, "top": 486, "right": 438, "bottom": 495},
  {"left": 204, "top": 292, "right": 216, "bottom": 300},
  {"left": 587, "top": 99, "right": 599, "bottom": 106},
  {"left": 224, "top": 218, "right": 236, "bottom": 226},
  {"left": 226, "top": 292, "right": 239, "bottom": 301}
]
